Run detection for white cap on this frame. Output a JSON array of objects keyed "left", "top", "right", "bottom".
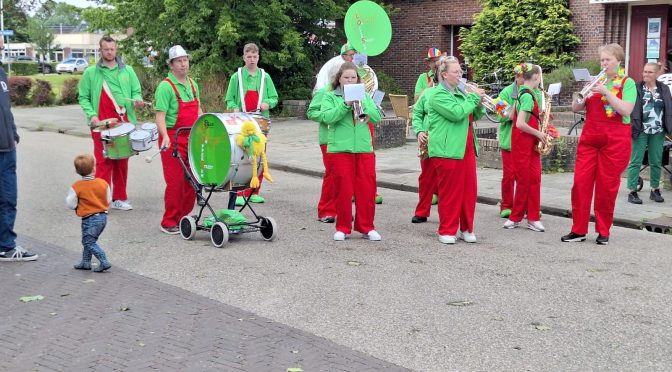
[{"left": 166, "top": 45, "right": 190, "bottom": 63}]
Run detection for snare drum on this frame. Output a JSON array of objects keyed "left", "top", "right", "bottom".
[
  {"left": 101, "top": 123, "right": 135, "bottom": 159},
  {"left": 251, "top": 114, "right": 271, "bottom": 136},
  {"left": 188, "top": 113, "right": 263, "bottom": 188},
  {"left": 130, "top": 129, "right": 152, "bottom": 152},
  {"left": 141, "top": 122, "right": 159, "bottom": 141}
]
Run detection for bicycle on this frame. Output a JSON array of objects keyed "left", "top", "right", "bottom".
[{"left": 476, "top": 68, "right": 508, "bottom": 123}]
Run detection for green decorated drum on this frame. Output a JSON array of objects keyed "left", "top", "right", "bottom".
[
  {"left": 102, "top": 123, "right": 135, "bottom": 159},
  {"left": 189, "top": 113, "right": 262, "bottom": 188}
]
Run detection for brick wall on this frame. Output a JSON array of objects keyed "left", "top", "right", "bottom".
[
  {"left": 368, "top": 0, "right": 482, "bottom": 98},
  {"left": 371, "top": 0, "right": 631, "bottom": 97}
]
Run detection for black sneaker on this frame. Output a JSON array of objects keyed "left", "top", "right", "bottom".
[
  {"left": 318, "top": 216, "right": 335, "bottom": 223},
  {"left": 628, "top": 191, "right": 643, "bottom": 204},
  {"left": 411, "top": 216, "right": 428, "bottom": 223},
  {"left": 650, "top": 189, "right": 664, "bottom": 203},
  {"left": 561, "top": 232, "right": 586, "bottom": 242},
  {"left": 596, "top": 235, "right": 609, "bottom": 245},
  {"left": 0, "top": 246, "right": 38, "bottom": 261}
]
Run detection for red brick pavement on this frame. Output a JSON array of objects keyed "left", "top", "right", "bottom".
[{"left": 0, "top": 236, "right": 409, "bottom": 371}]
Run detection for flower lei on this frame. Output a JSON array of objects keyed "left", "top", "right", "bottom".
[{"left": 601, "top": 65, "right": 626, "bottom": 118}]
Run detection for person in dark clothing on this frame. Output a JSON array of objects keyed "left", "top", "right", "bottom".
[
  {"left": 0, "top": 37, "right": 38, "bottom": 262},
  {"left": 626, "top": 62, "right": 672, "bottom": 204}
]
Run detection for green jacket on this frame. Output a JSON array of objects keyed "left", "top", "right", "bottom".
[
  {"left": 411, "top": 86, "right": 437, "bottom": 135},
  {"left": 78, "top": 59, "right": 142, "bottom": 124},
  {"left": 307, "top": 87, "right": 329, "bottom": 145},
  {"left": 427, "top": 82, "right": 484, "bottom": 159},
  {"left": 414, "top": 70, "right": 434, "bottom": 98},
  {"left": 320, "top": 87, "right": 381, "bottom": 153},
  {"left": 225, "top": 67, "right": 278, "bottom": 118},
  {"left": 497, "top": 82, "right": 517, "bottom": 151}
]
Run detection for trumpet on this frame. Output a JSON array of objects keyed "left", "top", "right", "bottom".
[
  {"left": 458, "top": 81, "right": 511, "bottom": 118},
  {"left": 575, "top": 68, "right": 607, "bottom": 104},
  {"left": 352, "top": 100, "right": 369, "bottom": 122}
]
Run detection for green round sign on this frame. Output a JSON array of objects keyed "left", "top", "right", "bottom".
[
  {"left": 188, "top": 114, "right": 232, "bottom": 187},
  {"left": 344, "top": 0, "right": 392, "bottom": 57}
]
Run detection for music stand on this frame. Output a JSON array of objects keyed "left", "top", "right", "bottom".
[{"left": 572, "top": 68, "right": 592, "bottom": 82}]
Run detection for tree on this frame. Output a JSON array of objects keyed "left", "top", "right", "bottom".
[
  {"left": 2, "top": 0, "right": 37, "bottom": 42},
  {"left": 36, "top": 0, "right": 83, "bottom": 27},
  {"left": 82, "top": 0, "right": 376, "bottom": 100},
  {"left": 459, "top": 0, "right": 580, "bottom": 81},
  {"left": 25, "top": 18, "right": 59, "bottom": 62}
]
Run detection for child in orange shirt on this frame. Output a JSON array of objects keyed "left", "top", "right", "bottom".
[{"left": 65, "top": 154, "right": 112, "bottom": 272}]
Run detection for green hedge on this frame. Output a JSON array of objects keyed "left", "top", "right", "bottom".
[
  {"left": 544, "top": 60, "right": 601, "bottom": 92},
  {"left": 6, "top": 62, "right": 39, "bottom": 76}
]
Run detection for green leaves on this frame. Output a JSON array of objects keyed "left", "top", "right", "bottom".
[{"left": 460, "top": 0, "right": 580, "bottom": 81}]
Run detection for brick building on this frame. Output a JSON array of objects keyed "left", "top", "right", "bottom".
[{"left": 369, "top": 0, "right": 671, "bottom": 97}]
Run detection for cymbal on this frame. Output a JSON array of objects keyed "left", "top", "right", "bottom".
[{"left": 91, "top": 119, "right": 122, "bottom": 132}]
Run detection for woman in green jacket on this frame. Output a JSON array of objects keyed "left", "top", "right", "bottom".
[
  {"left": 427, "top": 57, "right": 485, "bottom": 245},
  {"left": 320, "top": 62, "right": 382, "bottom": 241}
]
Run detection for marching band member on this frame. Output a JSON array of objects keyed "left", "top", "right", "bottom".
[
  {"left": 427, "top": 57, "right": 485, "bottom": 244},
  {"left": 320, "top": 62, "right": 382, "bottom": 241},
  {"left": 496, "top": 65, "right": 525, "bottom": 218},
  {"left": 225, "top": 43, "right": 279, "bottom": 205},
  {"left": 562, "top": 44, "right": 636, "bottom": 245},
  {"left": 410, "top": 61, "right": 440, "bottom": 224},
  {"left": 78, "top": 36, "right": 144, "bottom": 211},
  {"left": 502, "top": 64, "right": 547, "bottom": 232},
  {"left": 626, "top": 62, "right": 672, "bottom": 204},
  {"left": 307, "top": 82, "right": 336, "bottom": 223},
  {"left": 154, "top": 45, "right": 203, "bottom": 234},
  {"left": 414, "top": 47, "right": 441, "bottom": 102}
]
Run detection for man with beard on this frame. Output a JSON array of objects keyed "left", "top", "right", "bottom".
[{"left": 79, "top": 36, "right": 144, "bottom": 211}]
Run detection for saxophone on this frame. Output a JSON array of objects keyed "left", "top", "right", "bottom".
[{"left": 536, "top": 91, "right": 553, "bottom": 155}]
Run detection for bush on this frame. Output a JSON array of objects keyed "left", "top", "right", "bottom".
[
  {"left": 376, "top": 69, "right": 404, "bottom": 96},
  {"left": 6, "top": 62, "right": 39, "bottom": 76},
  {"left": 60, "top": 78, "right": 80, "bottom": 104},
  {"left": 8, "top": 77, "right": 32, "bottom": 105},
  {"left": 133, "top": 66, "right": 162, "bottom": 121},
  {"left": 31, "top": 79, "right": 55, "bottom": 106},
  {"left": 198, "top": 73, "right": 227, "bottom": 113},
  {"left": 544, "top": 60, "right": 601, "bottom": 92}
]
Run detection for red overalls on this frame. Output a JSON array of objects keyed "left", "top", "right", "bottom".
[
  {"left": 570, "top": 79, "right": 632, "bottom": 237},
  {"left": 159, "top": 78, "right": 199, "bottom": 229},
  {"left": 238, "top": 87, "right": 264, "bottom": 197},
  {"left": 500, "top": 149, "right": 514, "bottom": 212},
  {"left": 509, "top": 93, "right": 541, "bottom": 222},
  {"left": 91, "top": 89, "right": 129, "bottom": 201},
  {"left": 432, "top": 115, "right": 478, "bottom": 236},
  {"left": 317, "top": 143, "right": 337, "bottom": 219}
]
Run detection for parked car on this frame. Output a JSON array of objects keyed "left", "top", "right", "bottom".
[
  {"left": 56, "top": 58, "right": 88, "bottom": 74},
  {"left": 16, "top": 56, "right": 33, "bottom": 61},
  {"left": 37, "top": 62, "right": 53, "bottom": 74}
]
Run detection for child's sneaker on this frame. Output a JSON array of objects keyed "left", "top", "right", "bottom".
[
  {"left": 94, "top": 262, "right": 112, "bottom": 272},
  {"left": 74, "top": 262, "right": 91, "bottom": 270}
]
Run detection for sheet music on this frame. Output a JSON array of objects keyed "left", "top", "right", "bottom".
[
  {"left": 372, "top": 90, "right": 385, "bottom": 106},
  {"left": 353, "top": 53, "right": 368, "bottom": 66},
  {"left": 344, "top": 83, "right": 366, "bottom": 102},
  {"left": 572, "top": 68, "right": 592, "bottom": 82}
]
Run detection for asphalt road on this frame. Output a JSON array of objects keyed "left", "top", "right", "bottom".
[{"left": 9, "top": 128, "right": 672, "bottom": 371}]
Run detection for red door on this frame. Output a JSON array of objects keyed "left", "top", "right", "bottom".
[{"left": 629, "top": 5, "right": 669, "bottom": 81}]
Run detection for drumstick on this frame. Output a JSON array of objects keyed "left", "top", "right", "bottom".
[
  {"left": 145, "top": 145, "right": 167, "bottom": 163},
  {"left": 123, "top": 97, "right": 153, "bottom": 106}
]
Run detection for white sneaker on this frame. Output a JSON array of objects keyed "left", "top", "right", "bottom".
[
  {"left": 527, "top": 220, "right": 545, "bottom": 232},
  {"left": 503, "top": 219, "right": 519, "bottom": 229},
  {"left": 438, "top": 235, "right": 456, "bottom": 244},
  {"left": 459, "top": 231, "right": 477, "bottom": 243},
  {"left": 366, "top": 230, "right": 381, "bottom": 241},
  {"left": 333, "top": 231, "right": 346, "bottom": 241},
  {"left": 111, "top": 200, "right": 133, "bottom": 211}
]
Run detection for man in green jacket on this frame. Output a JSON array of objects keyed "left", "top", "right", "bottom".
[
  {"left": 225, "top": 43, "right": 278, "bottom": 205},
  {"left": 78, "top": 36, "right": 143, "bottom": 211}
]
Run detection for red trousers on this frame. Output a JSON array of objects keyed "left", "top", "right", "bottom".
[
  {"left": 91, "top": 130, "right": 128, "bottom": 201},
  {"left": 510, "top": 135, "right": 541, "bottom": 222},
  {"left": 330, "top": 152, "right": 376, "bottom": 234},
  {"left": 159, "top": 131, "right": 196, "bottom": 228},
  {"left": 432, "top": 136, "right": 477, "bottom": 236},
  {"left": 500, "top": 149, "right": 514, "bottom": 211},
  {"left": 414, "top": 157, "right": 437, "bottom": 217},
  {"left": 317, "top": 144, "right": 337, "bottom": 218},
  {"left": 571, "top": 121, "right": 631, "bottom": 236}
]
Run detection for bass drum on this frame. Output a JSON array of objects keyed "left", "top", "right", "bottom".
[{"left": 188, "top": 113, "right": 262, "bottom": 189}]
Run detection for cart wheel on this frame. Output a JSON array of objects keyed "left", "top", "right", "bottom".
[
  {"left": 259, "top": 216, "right": 278, "bottom": 241},
  {"left": 211, "top": 222, "right": 229, "bottom": 248},
  {"left": 180, "top": 215, "right": 197, "bottom": 240},
  {"left": 637, "top": 176, "right": 644, "bottom": 192}
]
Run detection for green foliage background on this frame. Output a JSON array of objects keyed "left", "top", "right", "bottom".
[
  {"left": 82, "top": 0, "right": 391, "bottom": 104},
  {"left": 459, "top": 0, "right": 580, "bottom": 81}
]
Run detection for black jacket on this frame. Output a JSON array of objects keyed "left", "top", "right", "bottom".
[
  {"left": 631, "top": 80, "right": 672, "bottom": 138},
  {"left": 0, "top": 67, "right": 19, "bottom": 151}
]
